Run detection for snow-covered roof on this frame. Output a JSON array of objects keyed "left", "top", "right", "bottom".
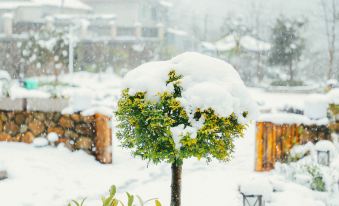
[
  {"left": 167, "top": 28, "right": 188, "bottom": 36},
  {"left": 215, "top": 35, "right": 237, "bottom": 51},
  {"left": 201, "top": 42, "right": 216, "bottom": 51},
  {"left": 0, "top": 0, "right": 91, "bottom": 11},
  {"left": 214, "top": 34, "right": 271, "bottom": 52},
  {"left": 240, "top": 35, "right": 271, "bottom": 52},
  {"left": 159, "top": 0, "right": 173, "bottom": 8},
  {"left": 0, "top": 2, "right": 32, "bottom": 10}
]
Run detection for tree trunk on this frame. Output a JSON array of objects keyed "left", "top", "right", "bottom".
[
  {"left": 171, "top": 162, "right": 182, "bottom": 206},
  {"left": 257, "top": 53, "right": 264, "bottom": 82},
  {"left": 328, "top": 48, "right": 334, "bottom": 79},
  {"left": 289, "top": 60, "right": 294, "bottom": 82}
]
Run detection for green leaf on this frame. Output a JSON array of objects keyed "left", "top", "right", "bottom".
[
  {"left": 155, "top": 200, "right": 162, "bottom": 206},
  {"left": 71, "top": 200, "right": 80, "bottom": 206},
  {"left": 126, "top": 192, "right": 134, "bottom": 206},
  {"left": 110, "top": 185, "right": 117, "bottom": 196},
  {"left": 136, "top": 195, "right": 144, "bottom": 206}
]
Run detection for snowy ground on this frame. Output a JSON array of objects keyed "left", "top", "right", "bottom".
[
  {"left": 0, "top": 123, "right": 331, "bottom": 206},
  {"left": 0, "top": 72, "right": 336, "bottom": 206}
]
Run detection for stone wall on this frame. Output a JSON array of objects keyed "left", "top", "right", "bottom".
[{"left": 0, "top": 110, "right": 112, "bottom": 164}]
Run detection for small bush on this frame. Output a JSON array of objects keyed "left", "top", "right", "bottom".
[
  {"left": 270, "top": 80, "right": 304, "bottom": 87},
  {"left": 68, "top": 185, "right": 162, "bottom": 206},
  {"left": 305, "top": 165, "right": 326, "bottom": 192}
]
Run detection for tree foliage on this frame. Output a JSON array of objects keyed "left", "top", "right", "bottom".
[
  {"left": 269, "top": 16, "right": 306, "bottom": 81},
  {"left": 116, "top": 70, "right": 247, "bottom": 165}
]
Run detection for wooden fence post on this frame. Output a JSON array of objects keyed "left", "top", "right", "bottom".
[
  {"left": 95, "top": 114, "right": 112, "bottom": 164},
  {"left": 255, "top": 122, "right": 264, "bottom": 171},
  {"left": 266, "top": 123, "right": 274, "bottom": 170}
]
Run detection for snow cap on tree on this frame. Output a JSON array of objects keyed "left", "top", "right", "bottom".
[{"left": 123, "top": 52, "right": 257, "bottom": 122}]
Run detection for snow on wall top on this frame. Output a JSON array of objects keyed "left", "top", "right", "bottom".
[
  {"left": 123, "top": 52, "right": 257, "bottom": 122},
  {"left": 258, "top": 113, "right": 329, "bottom": 125}
]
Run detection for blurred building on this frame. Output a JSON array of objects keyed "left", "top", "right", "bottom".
[
  {"left": 0, "top": 0, "right": 91, "bottom": 34},
  {"left": 0, "top": 0, "right": 197, "bottom": 77}
]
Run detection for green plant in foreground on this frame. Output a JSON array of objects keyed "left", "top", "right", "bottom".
[
  {"left": 305, "top": 165, "right": 326, "bottom": 192},
  {"left": 68, "top": 185, "right": 161, "bottom": 206}
]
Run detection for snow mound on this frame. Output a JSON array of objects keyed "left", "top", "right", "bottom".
[
  {"left": 123, "top": 52, "right": 256, "bottom": 122},
  {"left": 239, "top": 177, "right": 273, "bottom": 201},
  {"left": 0, "top": 162, "right": 5, "bottom": 171},
  {"left": 327, "top": 89, "right": 339, "bottom": 105},
  {"left": 315, "top": 140, "right": 336, "bottom": 153},
  {"left": 47, "top": 132, "right": 59, "bottom": 143},
  {"left": 304, "top": 94, "right": 328, "bottom": 120},
  {"left": 81, "top": 106, "right": 113, "bottom": 117},
  {"left": 33, "top": 137, "right": 49, "bottom": 148}
]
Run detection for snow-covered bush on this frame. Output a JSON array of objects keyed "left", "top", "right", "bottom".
[
  {"left": 19, "top": 26, "right": 69, "bottom": 78},
  {"left": 275, "top": 141, "right": 339, "bottom": 193},
  {"left": 287, "top": 142, "right": 313, "bottom": 163},
  {"left": 116, "top": 52, "right": 255, "bottom": 206},
  {"left": 306, "top": 165, "right": 326, "bottom": 192}
]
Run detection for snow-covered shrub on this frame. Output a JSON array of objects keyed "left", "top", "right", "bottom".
[
  {"left": 19, "top": 26, "right": 69, "bottom": 78},
  {"left": 306, "top": 165, "right": 326, "bottom": 192},
  {"left": 116, "top": 52, "right": 255, "bottom": 206},
  {"left": 68, "top": 185, "right": 162, "bottom": 206},
  {"left": 275, "top": 141, "right": 339, "bottom": 193},
  {"left": 287, "top": 142, "right": 313, "bottom": 163}
]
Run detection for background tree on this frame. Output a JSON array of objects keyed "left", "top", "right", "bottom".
[
  {"left": 320, "top": 0, "right": 337, "bottom": 80},
  {"left": 116, "top": 53, "right": 253, "bottom": 206},
  {"left": 269, "top": 16, "right": 306, "bottom": 83}
]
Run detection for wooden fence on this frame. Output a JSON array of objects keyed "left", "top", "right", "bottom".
[{"left": 255, "top": 122, "right": 331, "bottom": 171}]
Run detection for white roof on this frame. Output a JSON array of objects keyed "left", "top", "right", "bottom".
[
  {"left": 167, "top": 28, "right": 188, "bottom": 36},
  {"left": 214, "top": 34, "right": 271, "bottom": 52},
  {"left": 0, "top": 0, "right": 91, "bottom": 11},
  {"left": 215, "top": 35, "right": 237, "bottom": 51},
  {"left": 0, "top": 2, "right": 32, "bottom": 10},
  {"left": 159, "top": 0, "right": 173, "bottom": 8},
  {"left": 240, "top": 35, "right": 271, "bottom": 52}
]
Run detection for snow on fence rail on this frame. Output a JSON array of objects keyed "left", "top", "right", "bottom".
[
  {"left": 0, "top": 98, "right": 112, "bottom": 164},
  {"left": 255, "top": 113, "right": 332, "bottom": 172}
]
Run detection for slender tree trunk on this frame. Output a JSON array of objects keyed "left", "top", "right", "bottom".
[
  {"left": 328, "top": 48, "right": 334, "bottom": 79},
  {"left": 289, "top": 60, "right": 294, "bottom": 82},
  {"left": 257, "top": 53, "right": 263, "bottom": 82},
  {"left": 171, "top": 162, "right": 182, "bottom": 206}
]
